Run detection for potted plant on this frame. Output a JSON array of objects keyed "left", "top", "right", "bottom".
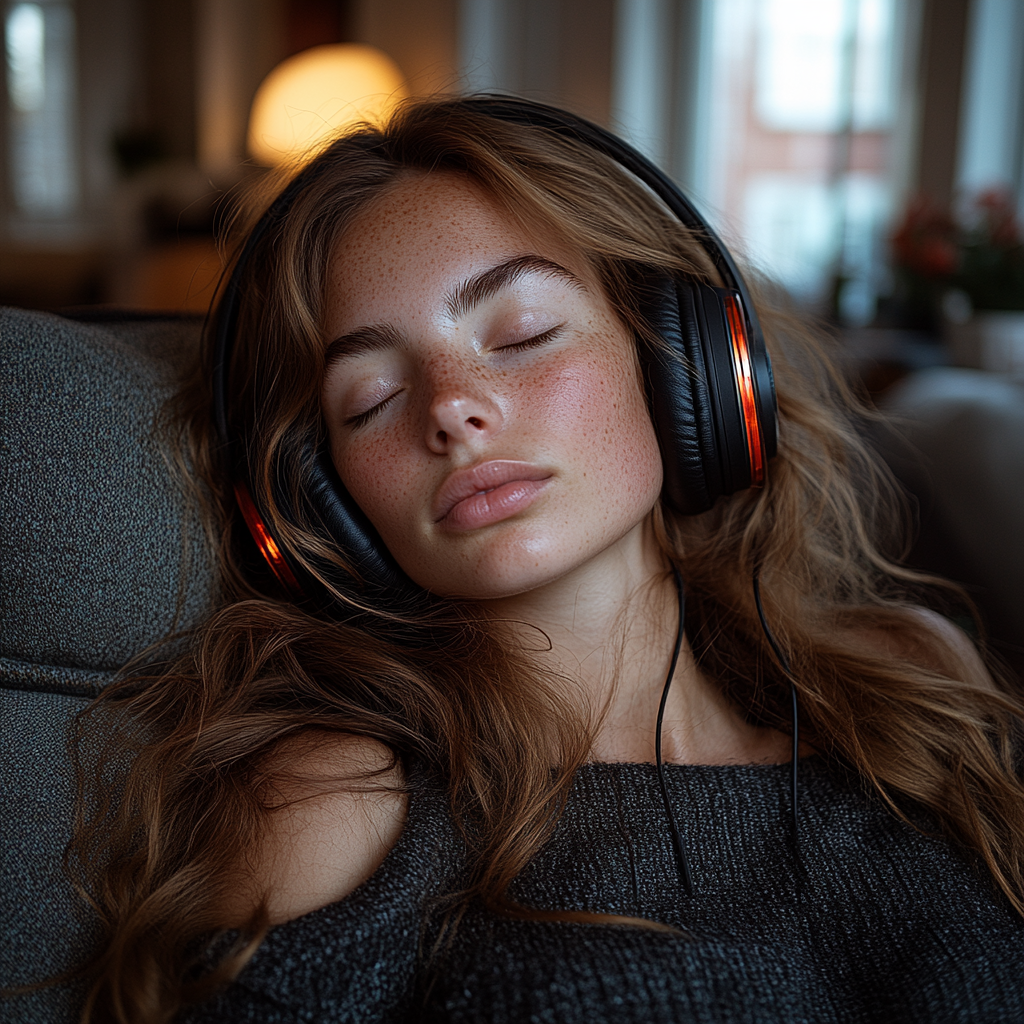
[{"left": 891, "top": 190, "right": 1024, "bottom": 378}]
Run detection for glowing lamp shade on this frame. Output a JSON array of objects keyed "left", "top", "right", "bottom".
[{"left": 248, "top": 44, "right": 407, "bottom": 166}]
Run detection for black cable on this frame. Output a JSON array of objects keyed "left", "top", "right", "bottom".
[
  {"left": 655, "top": 567, "right": 694, "bottom": 895},
  {"left": 752, "top": 569, "right": 800, "bottom": 844}
]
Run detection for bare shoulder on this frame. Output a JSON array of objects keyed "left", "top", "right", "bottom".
[{"left": 235, "top": 731, "right": 408, "bottom": 926}]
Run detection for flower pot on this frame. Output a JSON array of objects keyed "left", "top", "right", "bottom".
[{"left": 943, "top": 311, "right": 1024, "bottom": 379}]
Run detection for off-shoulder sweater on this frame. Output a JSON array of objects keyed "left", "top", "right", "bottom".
[{"left": 181, "top": 758, "right": 1024, "bottom": 1023}]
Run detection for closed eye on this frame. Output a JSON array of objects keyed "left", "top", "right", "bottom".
[
  {"left": 493, "top": 325, "right": 564, "bottom": 354},
  {"left": 343, "top": 389, "right": 403, "bottom": 429}
]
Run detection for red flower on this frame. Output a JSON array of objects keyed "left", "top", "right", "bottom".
[{"left": 891, "top": 199, "right": 957, "bottom": 279}]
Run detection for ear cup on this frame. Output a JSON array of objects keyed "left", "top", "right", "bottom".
[
  {"left": 696, "top": 285, "right": 761, "bottom": 496},
  {"left": 239, "top": 439, "right": 421, "bottom": 610},
  {"left": 639, "top": 276, "right": 775, "bottom": 515},
  {"left": 235, "top": 444, "right": 429, "bottom": 618},
  {"left": 301, "top": 442, "right": 419, "bottom": 600}
]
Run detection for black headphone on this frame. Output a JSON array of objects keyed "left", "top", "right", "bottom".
[{"left": 212, "top": 96, "right": 779, "bottom": 613}]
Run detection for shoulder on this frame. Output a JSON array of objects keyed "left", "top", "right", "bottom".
[{"left": 234, "top": 731, "right": 408, "bottom": 926}]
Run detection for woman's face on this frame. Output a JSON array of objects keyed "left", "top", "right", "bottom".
[{"left": 322, "top": 172, "right": 663, "bottom": 600}]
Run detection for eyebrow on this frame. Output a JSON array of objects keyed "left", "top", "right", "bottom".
[
  {"left": 324, "top": 322, "right": 404, "bottom": 369},
  {"left": 444, "top": 254, "right": 584, "bottom": 320},
  {"left": 324, "top": 254, "right": 584, "bottom": 368}
]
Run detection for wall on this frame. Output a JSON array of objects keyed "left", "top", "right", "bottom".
[
  {"left": 355, "top": 0, "right": 460, "bottom": 96},
  {"left": 460, "top": 0, "right": 615, "bottom": 124}
]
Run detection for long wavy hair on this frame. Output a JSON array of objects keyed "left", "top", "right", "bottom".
[{"left": 67, "top": 97, "right": 1024, "bottom": 1023}]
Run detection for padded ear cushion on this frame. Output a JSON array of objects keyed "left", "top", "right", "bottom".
[
  {"left": 297, "top": 442, "right": 421, "bottom": 601},
  {"left": 639, "top": 276, "right": 759, "bottom": 514},
  {"left": 638, "top": 276, "right": 718, "bottom": 515}
]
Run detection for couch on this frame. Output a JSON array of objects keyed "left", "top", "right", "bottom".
[{"left": 0, "top": 308, "right": 215, "bottom": 1023}]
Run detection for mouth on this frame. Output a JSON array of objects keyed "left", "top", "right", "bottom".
[{"left": 433, "top": 460, "right": 553, "bottom": 532}]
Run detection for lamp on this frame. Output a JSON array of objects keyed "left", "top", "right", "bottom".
[{"left": 248, "top": 43, "right": 407, "bottom": 166}]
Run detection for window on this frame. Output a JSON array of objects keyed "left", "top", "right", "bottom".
[
  {"left": 696, "top": 0, "right": 904, "bottom": 321},
  {"left": 5, "top": 0, "right": 78, "bottom": 230}
]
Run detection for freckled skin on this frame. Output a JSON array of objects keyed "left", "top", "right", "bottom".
[{"left": 321, "top": 172, "right": 664, "bottom": 600}]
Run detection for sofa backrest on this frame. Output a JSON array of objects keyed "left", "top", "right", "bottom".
[{"left": 1, "top": 307, "right": 218, "bottom": 1022}]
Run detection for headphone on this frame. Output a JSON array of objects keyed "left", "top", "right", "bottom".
[{"left": 212, "top": 96, "right": 779, "bottom": 614}]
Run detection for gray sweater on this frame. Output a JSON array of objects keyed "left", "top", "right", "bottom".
[{"left": 183, "top": 758, "right": 1024, "bottom": 1023}]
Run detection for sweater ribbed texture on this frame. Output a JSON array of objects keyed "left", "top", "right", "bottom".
[{"left": 183, "top": 758, "right": 1024, "bottom": 1023}]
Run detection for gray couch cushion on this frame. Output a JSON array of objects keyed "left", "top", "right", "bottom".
[
  {"left": 1, "top": 689, "right": 96, "bottom": 1023},
  {"left": 0, "top": 307, "right": 217, "bottom": 690},
  {"left": 878, "top": 367, "right": 1024, "bottom": 666},
  {"left": 1, "top": 307, "right": 220, "bottom": 1019}
]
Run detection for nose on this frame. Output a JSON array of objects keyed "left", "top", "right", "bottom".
[{"left": 426, "top": 390, "right": 503, "bottom": 454}]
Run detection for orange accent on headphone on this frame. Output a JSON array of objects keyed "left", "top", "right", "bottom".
[
  {"left": 233, "top": 481, "right": 304, "bottom": 595},
  {"left": 722, "top": 294, "right": 765, "bottom": 487}
]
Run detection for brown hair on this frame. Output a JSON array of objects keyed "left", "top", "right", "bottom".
[{"left": 68, "top": 97, "right": 1024, "bottom": 1023}]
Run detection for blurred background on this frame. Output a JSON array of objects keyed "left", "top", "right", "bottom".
[
  {"left": 0, "top": 0, "right": 1019, "bottom": 326},
  {"left": 0, "top": 0, "right": 1021, "bottom": 667}
]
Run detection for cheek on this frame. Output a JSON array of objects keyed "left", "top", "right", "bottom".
[
  {"left": 332, "top": 429, "right": 420, "bottom": 535},
  {"left": 529, "top": 351, "right": 663, "bottom": 508}
]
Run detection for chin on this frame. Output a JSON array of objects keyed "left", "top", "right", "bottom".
[
  {"left": 404, "top": 533, "right": 597, "bottom": 602},
  {"left": 418, "top": 563, "right": 569, "bottom": 603},
  {"left": 429, "top": 572, "right": 554, "bottom": 602}
]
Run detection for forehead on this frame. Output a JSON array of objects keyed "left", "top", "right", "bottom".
[
  {"left": 325, "top": 172, "right": 578, "bottom": 327},
  {"left": 337, "top": 171, "right": 533, "bottom": 266}
]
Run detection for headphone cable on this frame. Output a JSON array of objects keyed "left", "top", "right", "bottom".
[
  {"left": 655, "top": 567, "right": 694, "bottom": 895},
  {"left": 752, "top": 568, "right": 800, "bottom": 849},
  {"left": 655, "top": 568, "right": 802, "bottom": 897}
]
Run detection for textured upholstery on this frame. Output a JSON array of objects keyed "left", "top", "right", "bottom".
[
  {"left": 1, "top": 689, "right": 99, "bottom": 1023},
  {"left": 0, "top": 308, "right": 217, "bottom": 1021},
  {"left": 1, "top": 308, "right": 215, "bottom": 678},
  {"left": 877, "top": 367, "right": 1024, "bottom": 673}
]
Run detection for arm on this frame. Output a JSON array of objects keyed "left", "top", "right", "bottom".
[
  {"left": 184, "top": 739, "right": 455, "bottom": 1024},
  {"left": 229, "top": 731, "right": 408, "bottom": 925}
]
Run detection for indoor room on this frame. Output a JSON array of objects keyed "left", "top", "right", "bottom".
[{"left": 3, "top": 2, "right": 1024, "bottom": 1022}]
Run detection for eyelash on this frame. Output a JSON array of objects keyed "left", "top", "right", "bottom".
[
  {"left": 495, "top": 324, "right": 564, "bottom": 354},
  {"left": 344, "top": 390, "right": 402, "bottom": 429}
]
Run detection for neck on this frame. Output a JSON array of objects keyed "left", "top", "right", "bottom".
[{"left": 479, "top": 519, "right": 792, "bottom": 766}]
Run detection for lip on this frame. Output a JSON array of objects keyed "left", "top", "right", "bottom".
[{"left": 433, "top": 460, "right": 553, "bottom": 531}]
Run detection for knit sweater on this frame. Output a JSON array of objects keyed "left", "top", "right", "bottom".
[{"left": 181, "top": 758, "right": 1024, "bottom": 1023}]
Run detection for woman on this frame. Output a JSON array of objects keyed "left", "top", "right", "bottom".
[{"left": 71, "top": 97, "right": 1024, "bottom": 1023}]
